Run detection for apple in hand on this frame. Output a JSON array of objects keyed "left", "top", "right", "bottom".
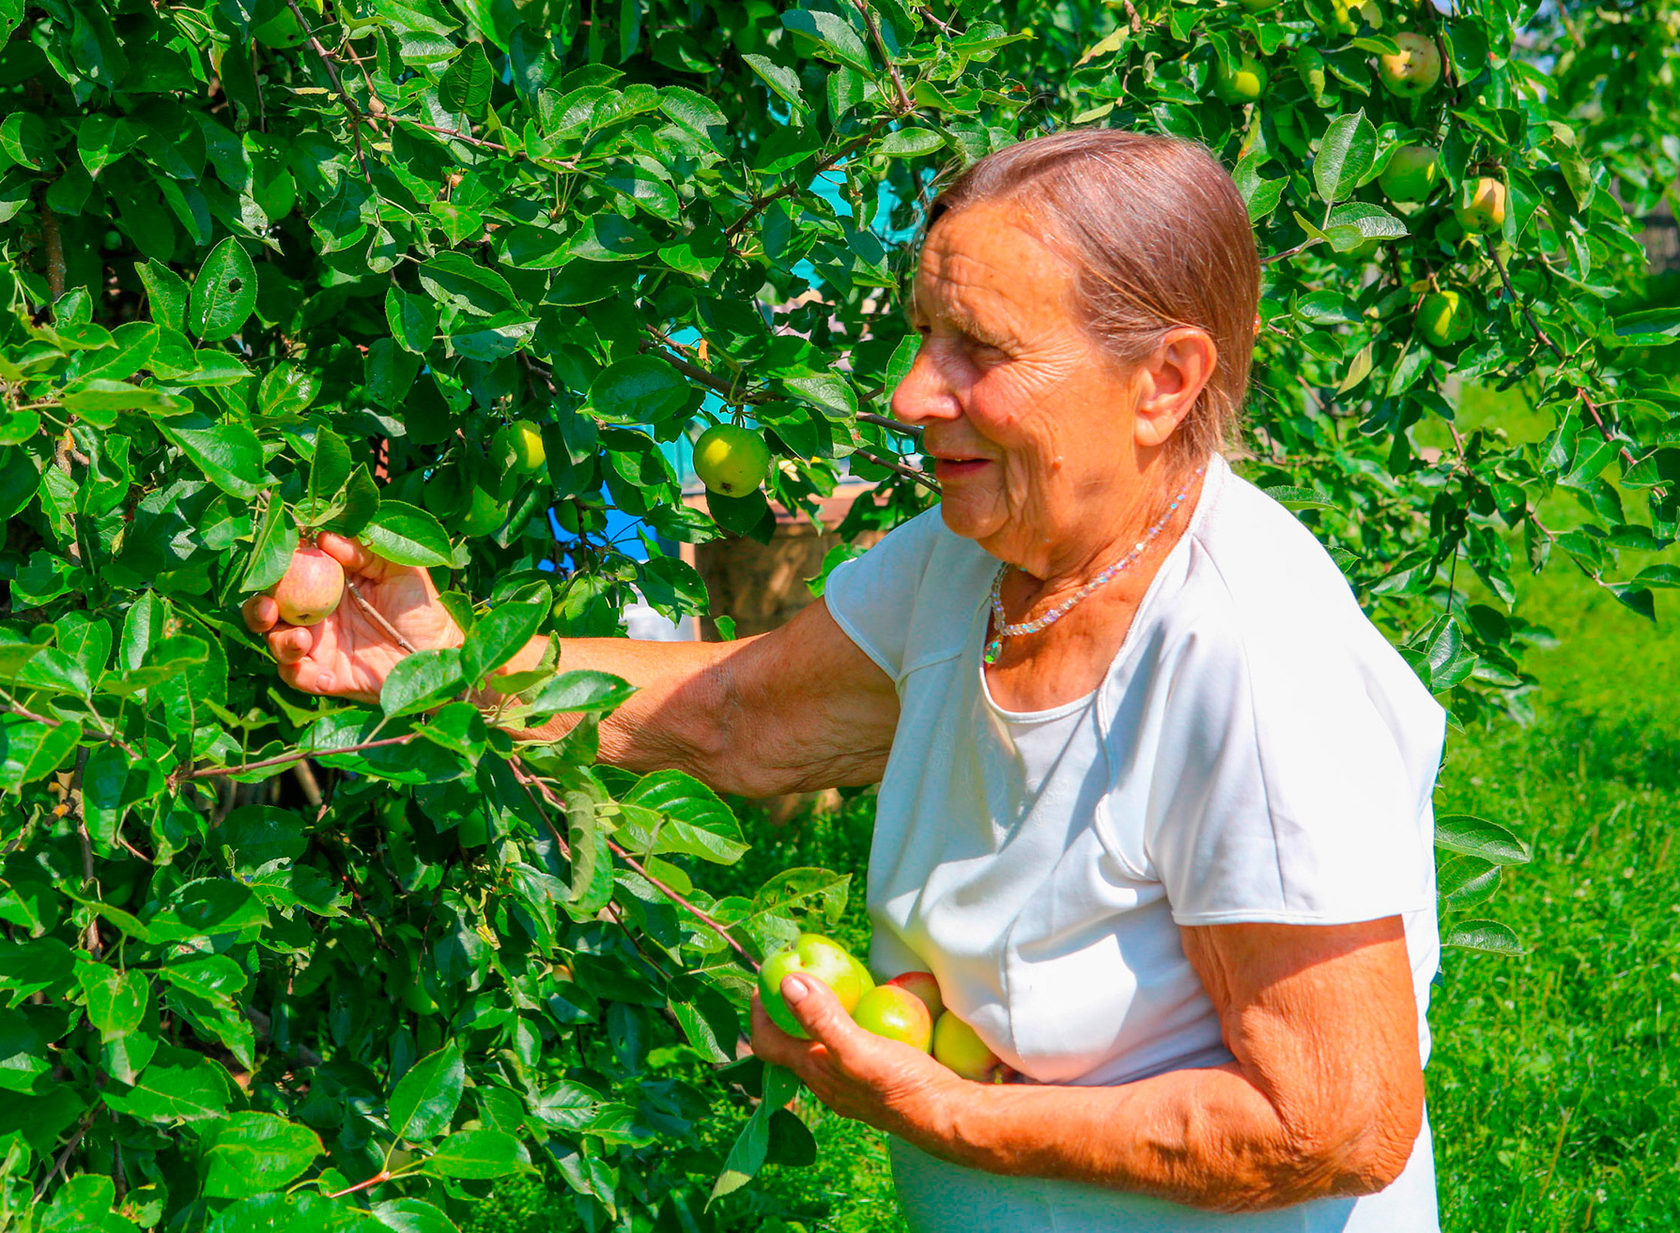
[
  {"left": 885, "top": 971, "right": 944, "bottom": 1023},
  {"left": 693, "top": 424, "right": 772, "bottom": 497},
  {"left": 1378, "top": 33, "right": 1441, "bottom": 99},
  {"left": 932, "top": 1011, "right": 1007, "bottom": 1083},
  {"left": 759, "top": 933, "right": 874, "bottom": 1039},
  {"left": 268, "top": 541, "right": 345, "bottom": 627},
  {"left": 852, "top": 985, "right": 934, "bottom": 1052}
]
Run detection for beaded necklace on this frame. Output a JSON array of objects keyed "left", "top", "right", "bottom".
[{"left": 983, "top": 466, "right": 1206, "bottom": 665}]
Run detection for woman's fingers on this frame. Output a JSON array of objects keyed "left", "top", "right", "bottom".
[
  {"left": 242, "top": 593, "right": 279, "bottom": 634},
  {"left": 317, "top": 532, "right": 400, "bottom": 581},
  {"left": 268, "top": 624, "right": 318, "bottom": 665}
]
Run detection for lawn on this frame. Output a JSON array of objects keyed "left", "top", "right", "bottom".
[{"left": 465, "top": 502, "right": 1680, "bottom": 1233}]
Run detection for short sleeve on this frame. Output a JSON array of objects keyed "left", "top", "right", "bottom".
[
  {"left": 822, "top": 507, "right": 948, "bottom": 684},
  {"left": 1141, "top": 617, "right": 1445, "bottom": 927}
]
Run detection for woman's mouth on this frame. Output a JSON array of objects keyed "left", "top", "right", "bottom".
[{"left": 930, "top": 456, "right": 990, "bottom": 481}]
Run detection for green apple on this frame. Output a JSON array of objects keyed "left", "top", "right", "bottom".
[
  {"left": 932, "top": 1012, "right": 1006, "bottom": 1082},
  {"left": 853, "top": 986, "right": 934, "bottom": 1052},
  {"left": 1415, "top": 289, "right": 1472, "bottom": 347},
  {"left": 1327, "top": 0, "right": 1383, "bottom": 35},
  {"left": 758, "top": 933, "right": 874, "bottom": 1039},
  {"left": 494, "top": 420, "right": 546, "bottom": 475},
  {"left": 1214, "top": 54, "right": 1267, "bottom": 104},
  {"left": 1455, "top": 176, "right": 1508, "bottom": 235},
  {"left": 885, "top": 971, "right": 945, "bottom": 1023},
  {"left": 1378, "top": 144, "right": 1440, "bottom": 203},
  {"left": 1378, "top": 33, "right": 1442, "bottom": 98},
  {"left": 693, "top": 424, "right": 772, "bottom": 497}
]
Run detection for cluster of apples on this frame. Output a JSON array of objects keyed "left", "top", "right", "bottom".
[{"left": 759, "top": 933, "right": 1009, "bottom": 1083}]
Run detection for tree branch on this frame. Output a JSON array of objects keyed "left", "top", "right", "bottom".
[
  {"left": 1484, "top": 237, "right": 1642, "bottom": 476},
  {"left": 852, "top": 446, "right": 940, "bottom": 493},
  {"left": 184, "top": 734, "right": 417, "bottom": 782},
  {"left": 853, "top": 0, "right": 913, "bottom": 113},
  {"left": 285, "top": 0, "right": 373, "bottom": 183}
]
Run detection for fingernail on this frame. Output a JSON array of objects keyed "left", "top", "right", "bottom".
[{"left": 782, "top": 975, "right": 809, "bottom": 1003}]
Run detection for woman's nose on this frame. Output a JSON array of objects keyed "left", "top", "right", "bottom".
[{"left": 890, "top": 344, "right": 964, "bottom": 427}]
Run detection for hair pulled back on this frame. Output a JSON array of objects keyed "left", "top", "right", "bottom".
[{"left": 924, "top": 129, "right": 1262, "bottom": 469}]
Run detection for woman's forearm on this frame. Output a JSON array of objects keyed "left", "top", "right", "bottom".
[{"left": 920, "top": 1059, "right": 1412, "bottom": 1213}]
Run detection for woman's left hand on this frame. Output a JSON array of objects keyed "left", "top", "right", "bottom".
[{"left": 750, "top": 974, "right": 961, "bottom": 1144}]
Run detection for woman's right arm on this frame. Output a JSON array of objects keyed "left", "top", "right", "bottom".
[{"left": 244, "top": 534, "right": 900, "bottom": 797}]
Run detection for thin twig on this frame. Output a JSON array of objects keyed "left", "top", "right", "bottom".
[
  {"left": 852, "top": 447, "right": 941, "bottom": 493},
  {"left": 853, "top": 0, "right": 913, "bottom": 113},
  {"left": 286, "top": 0, "right": 373, "bottom": 183},
  {"left": 725, "top": 121, "right": 896, "bottom": 239},
  {"left": 185, "top": 734, "right": 417, "bottom": 780},
  {"left": 33, "top": 1110, "right": 99, "bottom": 1201},
  {"left": 346, "top": 581, "right": 420, "bottom": 653},
  {"left": 325, "top": 1170, "right": 390, "bottom": 1200},
  {"left": 858, "top": 411, "right": 919, "bottom": 434}
]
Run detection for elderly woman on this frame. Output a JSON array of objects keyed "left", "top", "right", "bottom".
[{"left": 247, "top": 130, "right": 1444, "bottom": 1231}]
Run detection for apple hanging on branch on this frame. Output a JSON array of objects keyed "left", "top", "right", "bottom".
[
  {"left": 693, "top": 423, "right": 772, "bottom": 497},
  {"left": 1378, "top": 33, "right": 1442, "bottom": 99}
]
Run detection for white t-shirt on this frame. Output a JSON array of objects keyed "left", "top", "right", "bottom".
[{"left": 822, "top": 453, "right": 1446, "bottom": 1232}]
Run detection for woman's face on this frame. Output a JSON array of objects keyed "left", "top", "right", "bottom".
[{"left": 891, "top": 204, "right": 1157, "bottom": 573}]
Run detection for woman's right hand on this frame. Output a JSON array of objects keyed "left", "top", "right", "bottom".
[{"left": 242, "top": 533, "right": 463, "bottom": 705}]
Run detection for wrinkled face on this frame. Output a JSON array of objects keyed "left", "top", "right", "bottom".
[{"left": 891, "top": 204, "right": 1146, "bottom": 569}]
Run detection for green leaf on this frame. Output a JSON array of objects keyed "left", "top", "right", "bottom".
[
  {"left": 620, "top": 770, "right": 747, "bottom": 864},
  {"left": 742, "top": 54, "right": 808, "bottom": 115},
  {"left": 1313, "top": 110, "right": 1376, "bottom": 204},
  {"left": 421, "top": 1128, "right": 530, "bottom": 1179},
  {"left": 1443, "top": 919, "right": 1525, "bottom": 955},
  {"left": 155, "top": 414, "right": 267, "bottom": 499},
  {"left": 381, "top": 648, "right": 466, "bottom": 717},
  {"left": 0, "top": 112, "right": 53, "bottom": 170},
  {"left": 526, "top": 670, "right": 636, "bottom": 716},
  {"left": 1263, "top": 485, "right": 1334, "bottom": 511},
  {"left": 370, "top": 1198, "right": 459, "bottom": 1233},
  {"left": 202, "top": 1113, "right": 324, "bottom": 1199},
  {"left": 240, "top": 500, "right": 296, "bottom": 593},
  {"left": 389, "top": 1042, "right": 464, "bottom": 1142},
  {"left": 1434, "top": 813, "right": 1531, "bottom": 865},
  {"left": 779, "top": 9, "right": 872, "bottom": 72},
  {"left": 136, "top": 259, "right": 190, "bottom": 334},
  {"left": 440, "top": 42, "right": 494, "bottom": 114},
  {"left": 417, "top": 252, "right": 518, "bottom": 317},
  {"left": 386, "top": 286, "right": 439, "bottom": 354},
  {"left": 0, "top": 714, "right": 81, "bottom": 791},
  {"left": 101, "top": 1044, "right": 235, "bottom": 1123},
  {"left": 590, "top": 355, "right": 690, "bottom": 423},
  {"left": 363, "top": 501, "right": 456, "bottom": 566},
  {"left": 878, "top": 128, "right": 946, "bottom": 159},
  {"left": 460, "top": 603, "right": 544, "bottom": 686},
  {"left": 77, "top": 966, "right": 149, "bottom": 1040},
  {"left": 189, "top": 238, "right": 258, "bottom": 342}
]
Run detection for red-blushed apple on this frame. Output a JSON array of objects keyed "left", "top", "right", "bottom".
[
  {"left": 932, "top": 1011, "right": 1007, "bottom": 1083},
  {"left": 1455, "top": 176, "right": 1508, "bottom": 235},
  {"left": 758, "top": 933, "right": 873, "bottom": 1039},
  {"left": 852, "top": 985, "right": 934, "bottom": 1052},
  {"left": 885, "top": 971, "right": 945, "bottom": 1023},
  {"left": 269, "top": 542, "right": 345, "bottom": 627}
]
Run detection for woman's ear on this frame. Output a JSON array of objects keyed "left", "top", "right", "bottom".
[{"left": 1132, "top": 328, "right": 1218, "bottom": 450}]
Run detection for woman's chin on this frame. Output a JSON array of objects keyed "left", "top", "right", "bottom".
[{"left": 937, "top": 498, "right": 1007, "bottom": 546}]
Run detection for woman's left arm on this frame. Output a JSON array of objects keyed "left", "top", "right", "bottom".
[{"left": 751, "top": 915, "right": 1424, "bottom": 1213}]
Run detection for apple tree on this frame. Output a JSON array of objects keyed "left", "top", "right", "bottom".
[{"left": 0, "top": 0, "right": 1673, "bottom": 1228}]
